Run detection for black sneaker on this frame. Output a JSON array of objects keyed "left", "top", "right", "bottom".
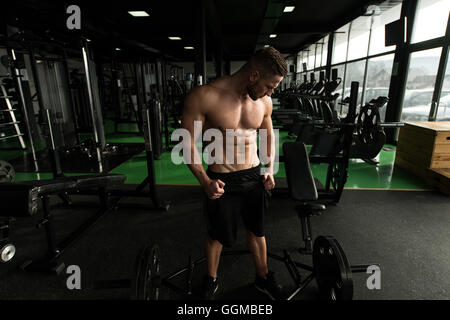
[
  {"left": 201, "top": 275, "right": 218, "bottom": 300},
  {"left": 254, "top": 271, "right": 283, "bottom": 300}
]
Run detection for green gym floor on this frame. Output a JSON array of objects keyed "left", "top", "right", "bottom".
[{"left": 0, "top": 119, "right": 431, "bottom": 191}]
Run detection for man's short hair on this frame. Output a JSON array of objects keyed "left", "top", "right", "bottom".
[{"left": 249, "top": 46, "right": 287, "bottom": 78}]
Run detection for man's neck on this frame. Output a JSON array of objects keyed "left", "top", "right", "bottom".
[{"left": 230, "top": 71, "right": 250, "bottom": 99}]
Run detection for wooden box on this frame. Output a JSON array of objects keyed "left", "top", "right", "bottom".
[
  {"left": 395, "top": 122, "right": 450, "bottom": 195},
  {"left": 426, "top": 168, "right": 450, "bottom": 196},
  {"left": 396, "top": 122, "right": 450, "bottom": 169}
]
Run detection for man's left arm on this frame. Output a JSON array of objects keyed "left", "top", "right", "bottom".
[{"left": 259, "top": 99, "right": 276, "bottom": 190}]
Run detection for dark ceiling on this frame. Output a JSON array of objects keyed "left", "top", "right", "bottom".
[{"left": 3, "top": 0, "right": 388, "bottom": 61}]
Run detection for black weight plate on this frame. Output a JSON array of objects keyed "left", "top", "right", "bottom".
[
  {"left": 131, "top": 244, "right": 160, "bottom": 300},
  {"left": 356, "top": 105, "right": 381, "bottom": 145},
  {"left": 313, "top": 236, "right": 353, "bottom": 300},
  {"left": 0, "top": 161, "right": 15, "bottom": 183},
  {"left": 330, "top": 162, "right": 345, "bottom": 192},
  {"left": 0, "top": 243, "right": 16, "bottom": 263}
]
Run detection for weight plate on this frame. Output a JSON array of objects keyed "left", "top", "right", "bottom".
[
  {"left": 330, "top": 162, "right": 346, "bottom": 192},
  {"left": 1, "top": 244, "right": 16, "bottom": 263},
  {"left": 131, "top": 244, "right": 160, "bottom": 300},
  {"left": 356, "top": 105, "right": 381, "bottom": 145},
  {"left": 0, "top": 161, "right": 15, "bottom": 183},
  {"left": 313, "top": 236, "right": 353, "bottom": 300}
]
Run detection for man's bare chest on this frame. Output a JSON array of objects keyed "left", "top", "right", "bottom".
[{"left": 205, "top": 102, "right": 265, "bottom": 131}]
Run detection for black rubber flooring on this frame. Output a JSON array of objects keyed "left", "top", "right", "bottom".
[{"left": 0, "top": 186, "right": 449, "bottom": 300}]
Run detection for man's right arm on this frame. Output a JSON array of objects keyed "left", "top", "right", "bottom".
[
  {"left": 181, "top": 87, "right": 210, "bottom": 187},
  {"left": 181, "top": 88, "right": 225, "bottom": 200}
]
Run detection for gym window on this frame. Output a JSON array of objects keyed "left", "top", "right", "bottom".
[
  {"left": 411, "top": 0, "right": 449, "bottom": 44},
  {"left": 332, "top": 24, "right": 350, "bottom": 65},
  {"left": 402, "top": 48, "right": 443, "bottom": 122}
]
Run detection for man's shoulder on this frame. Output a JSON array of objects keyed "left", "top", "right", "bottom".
[
  {"left": 188, "top": 77, "right": 235, "bottom": 102},
  {"left": 187, "top": 79, "right": 226, "bottom": 97},
  {"left": 260, "top": 96, "right": 273, "bottom": 114},
  {"left": 206, "top": 76, "right": 234, "bottom": 95},
  {"left": 184, "top": 80, "right": 228, "bottom": 114}
]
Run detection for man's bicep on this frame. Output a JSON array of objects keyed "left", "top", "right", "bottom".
[
  {"left": 260, "top": 100, "right": 274, "bottom": 132},
  {"left": 260, "top": 97, "right": 274, "bottom": 128},
  {"left": 181, "top": 91, "right": 205, "bottom": 138},
  {"left": 260, "top": 114, "right": 273, "bottom": 132}
]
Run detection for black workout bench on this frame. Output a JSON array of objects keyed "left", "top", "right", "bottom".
[{"left": 0, "top": 174, "right": 126, "bottom": 274}]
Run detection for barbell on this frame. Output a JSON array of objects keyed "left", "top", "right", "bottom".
[{"left": 115, "top": 236, "right": 375, "bottom": 300}]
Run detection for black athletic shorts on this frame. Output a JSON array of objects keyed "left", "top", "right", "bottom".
[{"left": 203, "top": 164, "right": 271, "bottom": 247}]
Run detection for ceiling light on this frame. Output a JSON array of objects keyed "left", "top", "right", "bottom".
[
  {"left": 269, "top": 34, "right": 277, "bottom": 38},
  {"left": 128, "top": 11, "right": 149, "bottom": 17},
  {"left": 115, "top": 48, "right": 121, "bottom": 51},
  {"left": 264, "top": 45, "right": 270, "bottom": 48},
  {"left": 284, "top": 6, "right": 295, "bottom": 12},
  {"left": 168, "top": 37, "right": 182, "bottom": 40},
  {"left": 184, "top": 46, "right": 194, "bottom": 50}
]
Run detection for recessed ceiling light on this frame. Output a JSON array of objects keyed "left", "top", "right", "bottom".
[
  {"left": 168, "top": 37, "right": 182, "bottom": 40},
  {"left": 128, "top": 11, "right": 149, "bottom": 17},
  {"left": 115, "top": 48, "right": 121, "bottom": 51},
  {"left": 283, "top": 6, "right": 295, "bottom": 13},
  {"left": 264, "top": 45, "right": 270, "bottom": 48},
  {"left": 269, "top": 34, "right": 277, "bottom": 38},
  {"left": 184, "top": 46, "right": 194, "bottom": 50}
]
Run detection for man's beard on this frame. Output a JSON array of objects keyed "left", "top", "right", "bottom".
[{"left": 247, "top": 83, "right": 260, "bottom": 101}]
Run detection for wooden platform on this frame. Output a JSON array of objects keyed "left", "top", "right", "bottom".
[
  {"left": 395, "top": 122, "right": 450, "bottom": 196},
  {"left": 426, "top": 168, "right": 450, "bottom": 196}
]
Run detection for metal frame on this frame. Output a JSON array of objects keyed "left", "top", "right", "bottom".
[
  {"left": 7, "top": 48, "right": 40, "bottom": 172},
  {"left": 160, "top": 247, "right": 372, "bottom": 300},
  {"left": 20, "top": 182, "right": 119, "bottom": 275},
  {"left": 42, "top": 104, "right": 168, "bottom": 212},
  {"left": 107, "top": 106, "right": 169, "bottom": 211},
  {"left": 0, "top": 83, "right": 26, "bottom": 149},
  {"left": 113, "top": 60, "right": 142, "bottom": 134},
  {"left": 81, "top": 41, "right": 104, "bottom": 173}
]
